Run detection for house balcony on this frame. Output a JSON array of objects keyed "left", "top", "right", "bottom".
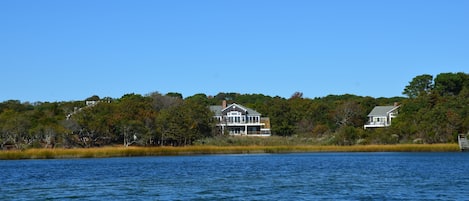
[
  {"left": 216, "top": 120, "right": 264, "bottom": 126},
  {"left": 364, "top": 121, "right": 388, "bottom": 129}
]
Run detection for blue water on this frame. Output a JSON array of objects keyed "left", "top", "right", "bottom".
[{"left": 1, "top": 153, "right": 469, "bottom": 200}]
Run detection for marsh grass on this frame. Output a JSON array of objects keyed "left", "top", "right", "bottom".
[
  {"left": 195, "top": 136, "right": 319, "bottom": 146},
  {"left": 0, "top": 143, "right": 459, "bottom": 160}
]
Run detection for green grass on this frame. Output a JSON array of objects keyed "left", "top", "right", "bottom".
[{"left": 0, "top": 143, "right": 460, "bottom": 160}]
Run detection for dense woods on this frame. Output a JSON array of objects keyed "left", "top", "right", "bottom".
[{"left": 0, "top": 72, "right": 468, "bottom": 149}]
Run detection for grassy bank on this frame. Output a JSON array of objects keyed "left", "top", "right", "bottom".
[{"left": 0, "top": 144, "right": 460, "bottom": 160}]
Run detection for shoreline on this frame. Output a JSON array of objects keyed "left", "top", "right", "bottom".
[{"left": 0, "top": 144, "right": 460, "bottom": 160}]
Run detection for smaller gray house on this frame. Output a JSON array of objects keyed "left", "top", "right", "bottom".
[{"left": 364, "top": 104, "right": 400, "bottom": 129}]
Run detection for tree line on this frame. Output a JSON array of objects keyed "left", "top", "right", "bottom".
[{"left": 0, "top": 72, "right": 468, "bottom": 149}]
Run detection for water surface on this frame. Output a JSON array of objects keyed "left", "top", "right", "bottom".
[{"left": 1, "top": 152, "right": 468, "bottom": 200}]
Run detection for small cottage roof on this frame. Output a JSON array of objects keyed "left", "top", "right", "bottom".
[{"left": 367, "top": 106, "right": 399, "bottom": 117}]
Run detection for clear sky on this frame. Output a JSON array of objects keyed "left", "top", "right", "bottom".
[{"left": 1, "top": 0, "right": 468, "bottom": 102}]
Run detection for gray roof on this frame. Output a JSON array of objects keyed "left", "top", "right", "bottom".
[
  {"left": 367, "top": 106, "right": 399, "bottom": 117},
  {"left": 209, "top": 105, "right": 223, "bottom": 116},
  {"left": 238, "top": 104, "right": 261, "bottom": 116},
  {"left": 210, "top": 103, "right": 261, "bottom": 116}
]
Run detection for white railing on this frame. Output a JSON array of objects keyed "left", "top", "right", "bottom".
[
  {"left": 365, "top": 122, "right": 386, "bottom": 126},
  {"left": 218, "top": 120, "right": 262, "bottom": 125}
]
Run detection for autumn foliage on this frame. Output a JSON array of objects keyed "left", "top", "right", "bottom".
[{"left": 0, "top": 72, "right": 468, "bottom": 149}]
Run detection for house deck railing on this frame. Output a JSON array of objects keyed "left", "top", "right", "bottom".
[
  {"left": 364, "top": 121, "right": 392, "bottom": 129},
  {"left": 217, "top": 120, "right": 264, "bottom": 125},
  {"left": 365, "top": 122, "right": 387, "bottom": 126}
]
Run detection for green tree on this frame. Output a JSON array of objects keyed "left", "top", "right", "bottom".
[
  {"left": 29, "top": 102, "right": 67, "bottom": 148},
  {"left": 165, "top": 92, "right": 183, "bottom": 99},
  {"left": 185, "top": 93, "right": 210, "bottom": 106},
  {"left": 265, "top": 97, "right": 295, "bottom": 136},
  {"left": 288, "top": 93, "right": 314, "bottom": 135},
  {"left": 114, "top": 94, "right": 155, "bottom": 146},
  {"left": 403, "top": 74, "right": 434, "bottom": 98},
  {"left": 0, "top": 100, "right": 33, "bottom": 112},
  {"left": 0, "top": 109, "right": 31, "bottom": 149},
  {"left": 434, "top": 72, "right": 469, "bottom": 96},
  {"left": 183, "top": 99, "right": 214, "bottom": 142},
  {"left": 392, "top": 72, "right": 469, "bottom": 144},
  {"left": 156, "top": 99, "right": 213, "bottom": 146}
]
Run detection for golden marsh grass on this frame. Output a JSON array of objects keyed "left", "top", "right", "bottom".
[{"left": 0, "top": 144, "right": 460, "bottom": 160}]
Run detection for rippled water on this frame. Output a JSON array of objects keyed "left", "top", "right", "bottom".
[{"left": 1, "top": 152, "right": 469, "bottom": 200}]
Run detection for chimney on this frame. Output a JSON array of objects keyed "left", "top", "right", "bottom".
[{"left": 222, "top": 100, "right": 227, "bottom": 109}]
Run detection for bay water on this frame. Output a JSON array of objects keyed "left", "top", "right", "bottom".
[{"left": 1, "top": 152, "right": 469, "bottom": 200}]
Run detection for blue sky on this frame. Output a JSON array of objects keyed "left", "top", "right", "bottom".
[{"left": 1, "top": 1, "right": 468, "bottom": 102}]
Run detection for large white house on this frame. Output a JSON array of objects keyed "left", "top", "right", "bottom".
[
  {"left": 364, "top": 104, "right": 400, "bottom": 129},
  {"left": 210, "top": 101, "right": 271, "bottom": 136}
]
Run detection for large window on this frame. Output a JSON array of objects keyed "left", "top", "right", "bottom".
[
  {"left": 248, "top": 116, "right": 260, "bottom": 123},
  {"left": 227, "top": 111, "right": 242, "bottom": 123}
]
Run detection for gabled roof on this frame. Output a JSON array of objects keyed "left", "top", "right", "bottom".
[
  {"left": 222, "top": 103, "right": 247, "bottom": 112},
  {"left": 367, "top": 106, "right": 399, "bottom": 117},
  {"left": 210, "top": 103, "right": 261, "bottom": 116}
]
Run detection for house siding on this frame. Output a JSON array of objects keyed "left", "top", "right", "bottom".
[
  {"left": 211, "top": 103, "right": 271, "bottom": 136},
  {"left": 364, "top": 105, "right": 399, "bottom": 129}
]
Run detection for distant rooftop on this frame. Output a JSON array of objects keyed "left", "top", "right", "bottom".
[{"left": 367, "top": 106, "right": 399, "bottom": 117}]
